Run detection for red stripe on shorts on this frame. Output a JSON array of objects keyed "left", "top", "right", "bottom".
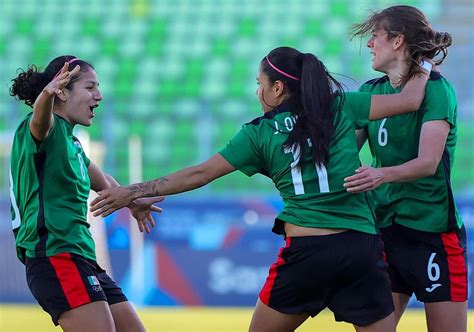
[
  {"left": 441, "top": 232, "right": 467, "bottom": 301},
  {"left": 259, "top": 238, "right": 291, "bottom": 305},
  {"left": 49, "top": 253, "right": 91, "bottom": 308}
]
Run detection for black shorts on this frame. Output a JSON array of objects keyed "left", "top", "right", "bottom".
[
  {"left": 259, "top": 231, "right": 394, "bottom": 326},
  {"left": 25, "top": 252, "right": 127, "bottom": 325},
  {"left": 381, "top": 223, "right": 468, "bottom": 303}
]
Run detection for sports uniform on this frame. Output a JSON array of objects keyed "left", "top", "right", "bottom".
[
  {"left": 359, "top": 72, "right": 467, "bottom": 302},
  {"left": 219, "top": 93, "right": 394, "bottom": 325},
  {"left": 10, "top": 113, "right": 127, "bottom": 325}
]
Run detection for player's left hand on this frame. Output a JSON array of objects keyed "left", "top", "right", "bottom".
[
  {"left": 343, "top": 166, "right": 386, "bottom": 192},
  {"left": 128, "top": 197, "right": 165, "bottom": 233}
]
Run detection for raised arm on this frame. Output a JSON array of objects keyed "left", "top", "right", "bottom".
[
  {"left": 90, "top": 153, "right": 236, "bottom": 217},
  {"left": 30, "top": 63, "right": 80, "bottom": 141},
  {"left": 368, "top": 61, "right": 432, "bottom": 120},
  {"left": 344, "top": 120, "right": 449, "bottom": 192}
]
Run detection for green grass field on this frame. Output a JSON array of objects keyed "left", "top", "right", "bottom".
[{"left": 1, "top": 305, "right": 473, "bottom": 331}]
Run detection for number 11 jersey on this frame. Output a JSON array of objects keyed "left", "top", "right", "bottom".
[{"left": 219, "top": 93, "right": 377, "bottom": 235}]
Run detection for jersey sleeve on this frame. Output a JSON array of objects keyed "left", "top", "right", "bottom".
[
  {"left": 218, "top": 125, "right": 262, "bottom": 177},
  {"left": 82, "top": 150, "right": 91, "bottom": 167},
  {"left": 420, "top": 78, "right": 457, "bottom": 127},
  {"left": 340, "top": 92, "right": 372, "bottom": 128}
]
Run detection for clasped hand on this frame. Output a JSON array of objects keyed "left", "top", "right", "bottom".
[{"left": 90, "top": 187, "right": 164, "bottom": 234}]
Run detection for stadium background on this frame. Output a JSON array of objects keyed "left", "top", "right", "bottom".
[{"left": 0, "top": 0, "right": 472, "bottom": 330}]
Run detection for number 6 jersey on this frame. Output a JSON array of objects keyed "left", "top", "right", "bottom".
[{"left": 358, "top": 72, "right": 462, "bottom": 232}]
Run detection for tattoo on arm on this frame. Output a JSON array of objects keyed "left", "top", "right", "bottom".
[
  {"left": 156, "top": 177, "right": 169, "bottom": 187},
  {"left": 127, "top": 177, "right": 170, "bottom": 198}
]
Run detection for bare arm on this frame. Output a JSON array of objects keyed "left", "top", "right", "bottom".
[
  {"left": 88, "top": 161, "right": 118, "bottom": 191},
  {"left": 30, "top": 63, "right": 80, "bottom": 141},
  {"left": 344, "top": 120, "right": 450, "bottom": 192},
  {"left": 126, "top": 154, "right": 236, "bottom": 197},
  {"left": 368, "top": 69, "right": 430, "bottom": 120},
  {"left": 90, "top": 153, "right": 236, "bottom": 217}
]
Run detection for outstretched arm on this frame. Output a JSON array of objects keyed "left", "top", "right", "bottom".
[
  {"left": 368, "top": 61, "right": 432, "bottom": 120},
  {"left": 344, "top": 120, "right": 449, "bottom": 192},
  {"left": 30, "top": 63, "right": 80, "bottom": 141},
  {"left": 90, "top": 153, "right": 236, "bottom": 217}
]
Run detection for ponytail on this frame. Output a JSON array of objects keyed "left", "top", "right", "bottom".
[
  {"left": 285, "top": 54, "right": 344, "bottom": 168},
  {"left": 10, "top": 65, "right": 48, "bottom": 107},
  {"left": 262, "top": 47, "right": 344, "bottom": 169},
  {"left": 423, "top": 31, "right": 452, "bottom": 65}
]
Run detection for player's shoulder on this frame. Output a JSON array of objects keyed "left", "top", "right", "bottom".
[
  {"left": 427, "top": 72, "right": 452, "bottom": 87},
  {"left": 14, "top": 112, "right": 33, "bottom": 133},
  {"left": 426, "top": 72, "right": 456, "bottom": 95},
  {"left": 362, "top": 75, "right": 389, "bottom": 87}
]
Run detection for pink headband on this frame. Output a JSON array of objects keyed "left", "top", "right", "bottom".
[
  {"left": 53, "top": 57, "right": 81, "bottom": 79},
  {"left": 67, "top": 57, "right": 80, "bottom": 65},
  {"left": 266, "top": 56, "right": 300, "bottom": 81}
]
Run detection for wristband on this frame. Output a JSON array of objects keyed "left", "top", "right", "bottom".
[{"left": 420, "top": 60, "right": 432, "bottom": 74}]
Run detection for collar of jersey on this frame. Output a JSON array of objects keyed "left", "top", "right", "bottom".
[
  {"left": 54, "top": 113, "right": 74, "bottom": 134},
  {"left": 266, "top": 100, "right": 299, "bottom": 119}
]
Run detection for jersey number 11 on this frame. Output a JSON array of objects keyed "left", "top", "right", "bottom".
[{"left": 284, "top": 140, "right": 330, "bottom": 195}]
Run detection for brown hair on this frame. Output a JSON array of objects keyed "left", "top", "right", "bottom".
[{"left": 350, "top": 5, "right": 452, "bottom": 85}]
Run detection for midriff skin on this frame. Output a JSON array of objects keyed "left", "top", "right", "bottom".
[{"left": 284, "top": 222, "right": 349, "bottom": 237}]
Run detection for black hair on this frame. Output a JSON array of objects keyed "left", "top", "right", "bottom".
[
  {"left": 10, "top": 55, "right": 94, "bottom": 107},
  {"left": 261, "top": 46, "right": 344, "bottom": 168}
]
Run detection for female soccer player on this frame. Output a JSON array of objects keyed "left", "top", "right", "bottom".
[
  {"left": 346, "top": 5, "right": 467, "bottom": 332},
  {"left": 91, "top": 46, "right": 431, "bottom": 332},
  {"left": 9, "top": 55, "right": 163, "bottom": 332}
]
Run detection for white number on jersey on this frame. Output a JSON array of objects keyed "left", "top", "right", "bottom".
[
  {"left": 77, "top": 153, "right": 87, "bottom": 180},
  {"left": 377, "top": 118, "right": 388, "bottom": 146},
  {"left": 9, "top": 168, "right": 21, "bottom": 230},
  {"left": 284, "top": 140, "right": 330, "bottom": 195}
]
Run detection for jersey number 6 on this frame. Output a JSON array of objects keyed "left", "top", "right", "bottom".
[{"left": 378, "top": 118, "right": 388, "bottom": 147}]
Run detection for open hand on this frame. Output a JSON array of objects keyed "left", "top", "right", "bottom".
[
  {"left": 343, "top": 166, "right": 386, "bottom": 193},
  {"left": 90, "top": 186, "right": 136, "bottom": 217},
  {"left": 44, "top": 62, "right": 81, "bottom": 96},
  {"left": 129, "top": 197, "right": 165, "bottom": 233}
]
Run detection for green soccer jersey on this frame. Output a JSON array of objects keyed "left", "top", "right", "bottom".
[
  {"left": 10, "top": 113, "right": 96, "bottom": 263},
  {"left": 359, "top": 72, "right": 462, "bottom": 232},
  {"left": 219, "top": 92, "right": 377, "bottom": 235}
]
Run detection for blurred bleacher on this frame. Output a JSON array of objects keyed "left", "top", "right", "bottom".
[
  {"left": 0, "top": 0, "right": 472, "bottom": 194},
  {"left": 0, "top": 0, "right": 473, "bottom": 309}
]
